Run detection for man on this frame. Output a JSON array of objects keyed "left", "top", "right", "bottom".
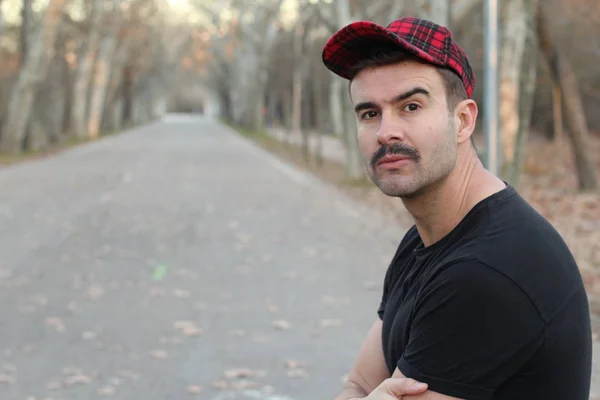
[{"left": 321, "top": 17, "right": 592, "bottom": 400}]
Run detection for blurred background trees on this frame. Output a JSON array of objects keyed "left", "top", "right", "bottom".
[
  {"left": 191, "top": 0, "right": 599, "bottom": 192},
  {"left": 0, "top": 0, "right": 190, "bottom": 154},
  {"left": 0, "top": 0, "right": 598, "bottom": 192}
]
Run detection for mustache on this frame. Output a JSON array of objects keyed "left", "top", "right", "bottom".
[{"left": 371, "top": 143, "right": 420, "bottom": 168}]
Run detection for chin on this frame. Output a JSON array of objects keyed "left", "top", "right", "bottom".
[{"left": 373, "top": 176, "right": 424, "bottom": 199}]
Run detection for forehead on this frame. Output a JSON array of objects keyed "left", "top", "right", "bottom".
[{"left": 349, "top": 60, "right": 444, "bottom": 103}]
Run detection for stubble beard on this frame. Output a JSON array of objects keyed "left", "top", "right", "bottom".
[{"left": 367, "top": 124, "right": 457, "bottom": 199}]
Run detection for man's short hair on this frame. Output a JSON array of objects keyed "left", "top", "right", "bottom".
[{"left": 347, "top": 45, "right": 468, "bottom": 112}]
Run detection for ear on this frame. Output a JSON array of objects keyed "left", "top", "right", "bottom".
[{"left": 454, "top": 99, "right": 478, "bottom": 145}]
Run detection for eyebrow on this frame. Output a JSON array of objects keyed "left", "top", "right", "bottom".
[{"left": 353, "top": 87, "right": 431, "bottom": 114}]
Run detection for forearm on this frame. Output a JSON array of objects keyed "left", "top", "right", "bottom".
[{"left": 334, "top": 381, "right": 368, "bottom": 400}]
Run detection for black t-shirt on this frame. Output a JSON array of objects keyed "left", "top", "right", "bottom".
[{"left": 378, "top": 185, "right": 592, "bottom": 400}]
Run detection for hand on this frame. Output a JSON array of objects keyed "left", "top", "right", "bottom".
[{"left": 361, "top": 377, "right": 428, "bottom": 399}]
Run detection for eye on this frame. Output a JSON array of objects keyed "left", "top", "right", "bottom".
[
  {"left": 361, "top": 111, "right": 379, "bottom": 120},
  {"left": 404, "top": 103, "right": 421, "bottom": 112}
]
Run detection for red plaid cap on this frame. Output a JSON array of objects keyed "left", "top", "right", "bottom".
[{"left": 322, "top": 17, "right": 475, "bottom": 98}]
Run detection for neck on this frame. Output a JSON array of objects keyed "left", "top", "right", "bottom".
[{"left": 402, "top": 150, "right": 507, "bottom": 247}]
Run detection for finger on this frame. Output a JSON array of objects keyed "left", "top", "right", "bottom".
[{"left": 381, "top": 378, "right": 428, "bottom": 396}]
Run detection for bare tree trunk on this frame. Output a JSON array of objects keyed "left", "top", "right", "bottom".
[
  {"left": 499, "top": 0, "right": 528, "bottom": 179},
  {"left": 102, "top": 41, "right": 129, "bottom": 132},
  {"left": 551, "top": 83, "right": 563, "bottom": 143},
  {"left": 69, "top": 0, "right": 103, "bottom": 138},
  {"left": 0, "top": 0, "right": 68, "bottom": 154},
  {"left": 536, "top": 5, "right": 598, "bottom": 191},
  {"left": 329, "top": 79, "right": 344, "bottom": 136},
  {"left": 312, "top": 63, "right": 325, "bottom": 167},
  {"left": 281, "top": 86, "right": 293, "bottom": 144},
  {"left": 21, "top": 0, "right": 34, "bottom": 63},
  {"left": 0, "top": 0, "right": 5, "bottom": 38},
  {"left": 342, "top": 94, "right": 365, "bottom": 180},
  {"left": 88, "top": 29, "right": 118, "bottom": 138},
  {"left": 510, "top": 0, "right": 538, "bottom": 188}
]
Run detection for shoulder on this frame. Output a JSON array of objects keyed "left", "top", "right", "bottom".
[{"left": 419, "top": 258, "right": 542, "bottom": 321}]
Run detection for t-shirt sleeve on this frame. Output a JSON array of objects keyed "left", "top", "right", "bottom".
[
  {"left": 397, "top": 259, "right": 545, "bottom": 399},
  {"left": 377, "top": 263, "right": 394, "bottom": 320}
]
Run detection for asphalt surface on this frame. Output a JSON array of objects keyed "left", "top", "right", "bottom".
[
  {"left": 0, "top": 115, "right": 406, "bottom": 400},
  {"left": 0, "top": 114, "right": 597, "bottom": 400}
]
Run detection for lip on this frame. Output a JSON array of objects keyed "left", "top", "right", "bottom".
[{"left": 377, "top": 155, "right": 412, "bottom": 169}]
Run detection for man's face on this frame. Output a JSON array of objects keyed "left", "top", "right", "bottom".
[{"left": 350, "top": 60, "right": 457, "bottom": 199}]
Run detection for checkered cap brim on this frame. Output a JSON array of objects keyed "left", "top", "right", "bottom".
[{"left": 322, "top": 17, "right": 475, "bottom": 98}]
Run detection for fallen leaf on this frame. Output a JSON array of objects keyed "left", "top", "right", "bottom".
[
  {"left": 97, "top": 385, "right": 116, "bottom": 396},
  {"left": 186, "top": 385, "right": 203, "bottom": 394},
  {"left": 272, "top": 320, "right": 292, "bottom": 330},
  {"left": 150, "top": 350, "right": 168, "bottom": 360},
  {"left": 262, "top": 385, "right": 275, "bottom": 393},
  {"left": 174, "top": 320, "right": 203, "bottom": 337},
  {"left": 64, "top": 373, "right": 92, "bottom": 386},
  {"left": 236, "top": 233, "right": 253, "bottom": 244},
  {"left": 287, "top": 368, "right": 309, "bottom": 379},
  {"left": 212, "top": 380, "right": 228, "bottom": 390},
  {"left": 62, "top": 366, "right": 82, "bottom": 376},
  {"left": 45, "top": 317, "right": 66, "bottom": 332},
  {"left": 230, "top": 380, "right": 259, "bottom": 389},
  {"left": 160, "top": 336, "right": 182, "bottom": 344},
  {"left": 173, "top": 289, "right": 191, "bottom": 299},
  {"left": 223, "top": 368, "right": 255, "bottom": 379},
  {"left": 319, "top": 319, "right": 343, "bottom": 328},
  {"left": 183, "top": 326, "right": 203, "bottom": 336},
  {"left": 86, "top": 284, "right": 104, "bottom": 300},
  {"left": 285, "top": 360, "right": 299, "bottom": 369},
  {"left": 265, "top": 300, "right": 279, "bottom": 314}
]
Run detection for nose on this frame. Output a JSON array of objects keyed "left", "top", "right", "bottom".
[{"left": 377, "top": 114, "right": 406, "bottom": 145}]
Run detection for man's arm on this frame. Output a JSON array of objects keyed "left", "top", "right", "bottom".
[
  {"left": 335, "top": 319, "right": 390, "bottom": 400},
  {"left": 391, "top": 368, "right": 463, "bottom": 400}
]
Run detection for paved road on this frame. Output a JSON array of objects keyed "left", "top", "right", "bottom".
[
  {"left": 0, "top": 115, "right": 406, "bottom": 400},
  {"left": 0, "top": 115, "right": 597, "bottom": 400}
]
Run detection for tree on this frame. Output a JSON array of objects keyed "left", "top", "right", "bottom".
[
  {"left": 498, "top": 0, "right": 530, "bottom": 182},
  {"left": 68, "top": 0, "right": 104, "bottom": 138},
  {"left": 0, "top": 0, "right": 69, "bottom": 154},
  {"left": 536, "top": 3, "right": 598, "bottom": 191}
]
